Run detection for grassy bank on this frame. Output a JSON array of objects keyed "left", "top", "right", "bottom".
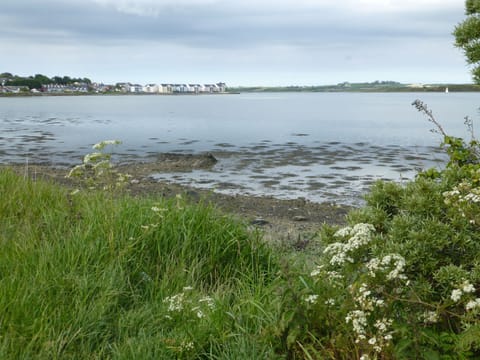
[
  {"left": 0, "top": 168, "right": 282, "bottom": 359},
  {"left": 4, "top": 115, "right": 480, "bottom": 359}
]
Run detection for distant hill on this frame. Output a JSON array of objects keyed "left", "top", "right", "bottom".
[{"left": 228, "top": 82, "right": 480, "bottom": 93}]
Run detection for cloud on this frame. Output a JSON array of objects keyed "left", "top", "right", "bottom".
[{"left": 0, "top": 0, "right": 469, "bottom": 85}]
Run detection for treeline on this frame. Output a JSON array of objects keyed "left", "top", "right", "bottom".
[{"left": 0, "top": 72, "right": 92, "bottom": 90}]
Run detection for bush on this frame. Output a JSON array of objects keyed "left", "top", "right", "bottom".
[{"left": 285, "top": 101, "right": 480, "bottom": 359}]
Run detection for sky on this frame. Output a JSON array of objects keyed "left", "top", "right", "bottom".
[{"left": 0, "top": 0, "right": 473, "bottom": 86}]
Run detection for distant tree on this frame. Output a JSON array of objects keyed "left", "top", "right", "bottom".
[
  {"left": 6, "top": 78, "right": 42, "bottom": 90},
  {"left": 33, "top": 74, "right": 52, "bottom": 85},
  {"left": 52, "top": 76, "right": 63, "bottom": 84},
  {"left": 454, "top": 0, "right": 480, "bottom": 83}
]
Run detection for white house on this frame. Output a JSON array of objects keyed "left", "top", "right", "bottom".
[
  {"left": 143, "top": 84, "right": 159, "bottom": 93},
  {"left": 159, "top": 84, "right": 173, "bottom": 93},
  {"left": 129, "top": 84, "right": 143, "bottom": 93}
]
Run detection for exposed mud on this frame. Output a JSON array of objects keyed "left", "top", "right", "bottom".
[{"left": 2, "top": 153, "right": 352, "bottom": 247}]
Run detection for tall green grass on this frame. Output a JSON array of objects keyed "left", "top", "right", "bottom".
[{"left": 0, "top": 169, "right": 280, "bottom": 359}]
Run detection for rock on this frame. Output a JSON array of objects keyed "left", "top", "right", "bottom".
[
  {"left": 192, "top": 153, "right": 218, "bottom": 168},
  {"left": 292, "top": 215, "right": 308, "bottom": 222},
  {"left": 250, "top": 218, "right": 269, "bottom": 226}
]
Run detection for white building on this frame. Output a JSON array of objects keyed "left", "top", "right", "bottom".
[{"left": 143, "top": 84, "right": 159, "bottom": 93}]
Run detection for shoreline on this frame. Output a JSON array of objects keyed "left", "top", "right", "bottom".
[{"left": 1, "top": 155, "right": 352, "bottom": 244}]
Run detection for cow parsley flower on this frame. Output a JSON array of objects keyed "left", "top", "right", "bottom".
[
  {"left": 451, "top": 289, "right": 463, "bottom": 302},
  {"left": 422, "top": 311, "right": 439, "bottom": 324},
  {"left": 466, "top": 298, "right": 480, "bottom": 311},
  {"left": 304, "top": 294, "right": 319, "bottom": 304},
  {"left": 461, "top": 280, "right": 475, "bottom": 294}
]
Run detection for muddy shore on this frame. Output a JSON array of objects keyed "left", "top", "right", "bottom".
[{"left": 3, "top": 153, "right": 352, "bottom": 246}]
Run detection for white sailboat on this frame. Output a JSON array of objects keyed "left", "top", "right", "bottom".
[{"left": 445, "top": 87, "right": 449, "bottom": 93}]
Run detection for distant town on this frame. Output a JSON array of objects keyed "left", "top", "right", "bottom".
[
  {"left": 1, "top": 72, "right": 479, "bottom": 95},
  {"left": 0, "top": 72, "right": 227, "bottom": 95}
]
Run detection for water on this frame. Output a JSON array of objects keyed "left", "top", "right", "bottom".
[{"left": 1, "top": 92, "right": 478, "bottom": 204}]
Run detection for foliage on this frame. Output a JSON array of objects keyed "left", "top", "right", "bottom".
[
  {"left": 279, "top": 101, "right": 480, "bottom": 359},
  {"left": 5, "top": 101, "right": 480, "bottom": 358},
  {"left": 4, "top": 73, "right": 92, "bottom": 89},
  {"left": 454, "top": 0, "right": 480, "bottom": 83},
  {"left": 66, "top": 140, "right": 131, "bottom": 192},
  {"left": 0, "top": 168, "right": 279, "bottom": 359}
]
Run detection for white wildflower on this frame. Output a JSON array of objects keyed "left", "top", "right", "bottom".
[
  {"left": 462, "top": 281, "right": 475, "bottom": 294},
  {"left": 66, "top": 164, "right": 85, "bottom": 178},
  {"left": 384, "top": 334, "right": 393, "bottom": 341},
  {"left": 465, "top": 298, "right": 480, "bottom": 311},
  {"left": 325, "top": 224, "right": 375, "bottom": 266},
  {"left": 346, "top": 310, "right": 368, "bottom": 337},
  {"left": 92, "top": 139, "right": 121, "bottom": 150},
  {"left": 310, "top": 265, "right": 323, "bottom": 277},
  {"left": 334, "top": 226, "right": 353, "bottom": 238},
  {"left": 83, "top": 152, "right": 103, "bottom": 164},
  {"left": 367, "top": 254, "right": 406, "bottom": 280},
  {"left": 422, "top": 311, "right": 439, "bottom": 324},
  {"left": 193, "top": 307, "right": 205, "bottom": 319},
  {"left": 199, "top": 296, "right": 215, "bottom": 309},
  {"left": 164, "top": 293, "right": 185, "bottom": 312},
  {"left": 304, "top": 294, "right": 319, "bottom": 304},
  {"left": 366, "top": 258, "right": 380, "bottom": 277},
  {"left": 451, "top": 289, "right": 463, "bottom": 302},
  {"left": 325, "top": 298, "right": 336, "bottom": 306},
  {"left": 180, "top": 340, "right": 194, "bottom": 351},
  {"left": 464, "top": 193, "right": 480, "bottom": 203}
]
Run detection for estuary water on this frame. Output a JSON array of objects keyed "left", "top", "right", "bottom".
[{"left": 1, "top": 92, "right": 478, "bottom": 205}]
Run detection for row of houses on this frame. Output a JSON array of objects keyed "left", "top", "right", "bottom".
[
  {"left": 0, "top": 81, "right": 227, "bottom": 95},
  {"left": 116, "top": 82, "right": 227, "bottom": 94},
  {"left": 0, "top": 85, "right": 30, "bottom": 93},
  {"left": 42, "top": 84, "right": 89, "bottom": 93},
  {"left": 0, "top": 83, "right": 90, "bottom": 94}
]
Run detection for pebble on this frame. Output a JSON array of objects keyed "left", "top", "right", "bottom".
[
  {"left": 250, "top": 218, "right": 269, "bottom": 226},
  {"left": 292, "top": 215, "right": 308, "bottom": 222}
]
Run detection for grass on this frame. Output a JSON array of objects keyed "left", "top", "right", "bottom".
[{"left": 0, "top": 168, "right": 282, "bottom": 359}]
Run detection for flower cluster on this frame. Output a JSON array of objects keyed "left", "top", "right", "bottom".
[
  {"left": 309, "top": 223, "right": 409, "bottom": 356},
  {"left": 163, "top": 286, "right": 215, "bottom": 320},
  {"left": 92, "top": 139, "right": 121, "bottom": 151},
  {"left": 421, "top": 311, "right": 439, "bottom": 324},
  {"left": 443, "top": 175, "right": 480, "bottom": 224},
  {"left": 304, "top": 294, "right": 319, "bottom": 304},
  {"left": 323, "top": 223, "right": 376, "bottom": 266},
  {"left": 346, "top": 281, "right": 394, "bottom": 355},
  {"left": 65, "top": 139, "right": 130, "bottom": 191},
  {"left": 450, "top": 280, "right": 476, "bottom": 303},
  {"left": 366, "top": 254, "right": 407, "bottom": 281},
  {"left": 466, "top": 298, "right": 480, "bottom": 311}
]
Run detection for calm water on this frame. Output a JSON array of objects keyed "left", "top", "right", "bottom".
[{"left": 1, "top": 92, "right": 478, "bottom": 204}]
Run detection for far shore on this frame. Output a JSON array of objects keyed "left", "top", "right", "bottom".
[{"left": 1, "top": 83, "right": 479, "bottom": 98}]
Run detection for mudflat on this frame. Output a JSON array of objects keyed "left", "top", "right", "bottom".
[{"left": 3, "top": 152, "right": 352, "bottom": 246}]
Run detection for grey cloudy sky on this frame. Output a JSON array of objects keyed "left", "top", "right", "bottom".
[{"left": 0, "top": 0, "right": 471, "bottom": 86}]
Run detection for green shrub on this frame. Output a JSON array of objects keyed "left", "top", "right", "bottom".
[{"left": 285, "top": 102, "right": 480, "bottom": 359}]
